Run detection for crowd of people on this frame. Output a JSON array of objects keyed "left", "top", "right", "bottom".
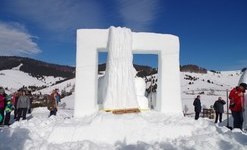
[
  {"left": 193, "top": 82, "right": 247, "bottom": 131},
  {"left": 0, "top": 87, "right": 61, "bottom": 127}
]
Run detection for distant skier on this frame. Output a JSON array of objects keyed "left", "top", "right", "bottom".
[
  {"left": 193, "top": 95, "right": 202, "bottom": 120},
  {"left": 229, "top": 83, "right": 247, "bottom": 130},
  {"left": 213, "top": 97, "right": 226, "bottom": 123}
]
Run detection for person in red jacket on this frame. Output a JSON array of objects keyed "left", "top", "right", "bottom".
[{"left": 229, "top": 83, "right": 247, "bottom": 130}]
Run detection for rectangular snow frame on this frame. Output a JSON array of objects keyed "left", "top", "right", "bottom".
[{"left": 75, "top": 29, "right": 182, "bottom": 117}]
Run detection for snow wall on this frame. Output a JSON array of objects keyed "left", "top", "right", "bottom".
[{"left": 75, "top": 26, "right": 182, "bottom": 117}]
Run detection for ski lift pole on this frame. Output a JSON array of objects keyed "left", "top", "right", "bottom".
[{"left": 226, "top": 89, "right": 229, "bottom": 127}]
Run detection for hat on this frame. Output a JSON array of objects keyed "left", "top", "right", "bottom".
[{"left": 240, "top": 83, "right": 247, "bottom": 90}]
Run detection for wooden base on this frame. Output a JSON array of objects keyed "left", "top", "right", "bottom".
[{"left": 110, "top": 108, "right": 140, "bottom": 114}]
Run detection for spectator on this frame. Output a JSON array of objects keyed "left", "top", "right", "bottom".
[
  {"left": 47, "top": 90, "right": 58, "bottom": 117},
  {"left": 4, "top": 95, "right": 14, "bottom": 126},
  {"left": 229, "top": 83, "right": 247, "bottom": 130},
  {"left": 213, "top": 97, "right": 226, "bottom": 123},
  {"left": 16, "top": 91, "right": 30, "bottom": 121},
  {"left": 193, "top": 95, "right": 202, "bottom": 120},
  {"left": 55, "top": 89, "right": 61, "bottom": 104}
]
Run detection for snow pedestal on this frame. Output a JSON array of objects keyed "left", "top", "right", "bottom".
[{"left": 75, "top": 26, "right": 182, "bottom": 117}]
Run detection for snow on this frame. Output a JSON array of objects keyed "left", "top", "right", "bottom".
[
  {"left": 180, "top": 71, "right": 241, "bottom": 114},
  {"left": 0, "top": 93, "right": 246, "bottom": 150},
  {"left": 34, "top": 78, "right": 75, "bottom": 95},
  {"left": 0, "top": 69, "right": 247, "bottom": 149},
  {"left": 0, "top": 67, "right": 65, "bottom": 94}
]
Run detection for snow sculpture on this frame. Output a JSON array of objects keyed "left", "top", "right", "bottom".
[
  {"left": 239, "top": 69, "right": 247, "bottom": 130},
  {"left": 75, "top": 26, "right": 182, "bottom": 117},
  {"left": 103, "top": 27, "right": 138, "bottom": 110}
]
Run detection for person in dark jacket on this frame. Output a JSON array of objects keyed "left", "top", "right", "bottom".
[
  {"left": 193, "top": 95, "right": 202, "bottom": 120},
  {"left": 16, "top": 91, "right": 30, "bottom": 121},
  {"left": 213, "top": 97, "right": 226, "bottom": 123}
]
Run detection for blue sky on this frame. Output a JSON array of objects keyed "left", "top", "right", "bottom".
[{"left": 0, "top": 0, "right": 246, "bottom": 70}]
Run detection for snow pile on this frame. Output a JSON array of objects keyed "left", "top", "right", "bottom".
[{"left": 0, "top": 95, "right": 246, "bottom": 150}]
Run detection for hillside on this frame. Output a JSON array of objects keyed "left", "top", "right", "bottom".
[{"left": 0, "top": 56, "right": 75, "bottom": 78}]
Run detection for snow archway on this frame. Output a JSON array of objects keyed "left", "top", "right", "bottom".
[{"left": 75, "top": 27, "right": 182, "bottom": 117}]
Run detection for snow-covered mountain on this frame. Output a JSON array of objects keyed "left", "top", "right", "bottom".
[
  {"left": 0, "top": 64, "right": 66, "bottom": 93},
  {"left": 1, "top": 61, "right": 243, "bottom": 115}
]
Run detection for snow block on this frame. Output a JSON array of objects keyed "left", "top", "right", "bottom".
[{"left": 75, "top": 27, "right": 182, "bottom": 117}]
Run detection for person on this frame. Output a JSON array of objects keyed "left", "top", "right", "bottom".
[
  {"left": 47, "top": 91, "right": 58, "bottom": 117},
  {"left": 0, "top": 87, "right": 6, "bottom": 125},
  {"left": 213, "top": 97, "right": 226, "bottom": 123},
  {"left": 27, "top": 90, "right": 33, "bottom": 114},
  {"left": 193, "top": 95, "right": 202, "bottom": 120},
  {"left": 13, "top": 91, "right": 20, "bottom": 119},
  {"left": 4, "top": 95, "right": 14, "bottom": 126},
  {"left": 54, "top": 89, "right": 61, "bottom": 104},
  {"left": 16, "top": 90, "right": 30, "bottom": 121},
  {"left": 229, "top": 83, "right": 247, "bottom": 130}
]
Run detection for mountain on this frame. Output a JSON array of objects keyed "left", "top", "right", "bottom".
[
  {"left": 0, "top": 56, "right": 75, "bottom": 79},
  {"left": 99, "top": 63, "right": 157, "bottom": 77},
  {"left": 1, "top": 56, "right": 210, "bottom": 79},
  {"left": 180, "top": 64, "right": 207, "bottom": 73}
]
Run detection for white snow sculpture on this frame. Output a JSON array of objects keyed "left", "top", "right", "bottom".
[
  {"left": 135, "top": 77, "right": 149, "bottom": 110},
  {"left": 103, "top": 27, "right": 138, "bottom": 110},
  {"left": 239, "top": 69, "right": 247, "bottom": 130},
  {"left": 75, "top": 26, "right": 182, "bottom": 117}
]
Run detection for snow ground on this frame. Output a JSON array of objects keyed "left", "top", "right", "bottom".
[
  {"left": 0, "top": 94, "right": 246, "bottom": 150},
  {"left": 0, "top": 68, "right": 246, "bottom": 149}
]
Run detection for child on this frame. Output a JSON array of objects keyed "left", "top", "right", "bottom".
[{"left": 4, "top": 96, "right": 14, "bottom": 126}]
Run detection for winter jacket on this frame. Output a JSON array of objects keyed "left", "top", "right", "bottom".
[
  {"left": 17, "top": 95, "right": 30, "bottom": 109},
  {"left": 0, "top": 94, "right": 5, "bottom": 109},
  {"left": 213, "top": 100, "right": 226, "bottom": 113},
  {"left": 229, "top": 87, "right": 245, "bottom": 112},
  {"left": 193, "top": 98, "right": 201, "bottom": 112},
  {"left": 5, "top": 101, "right": 14, "bottom": 113},
  {"left": 47, "top": 94, "right": 57, "bottom": 111}
]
